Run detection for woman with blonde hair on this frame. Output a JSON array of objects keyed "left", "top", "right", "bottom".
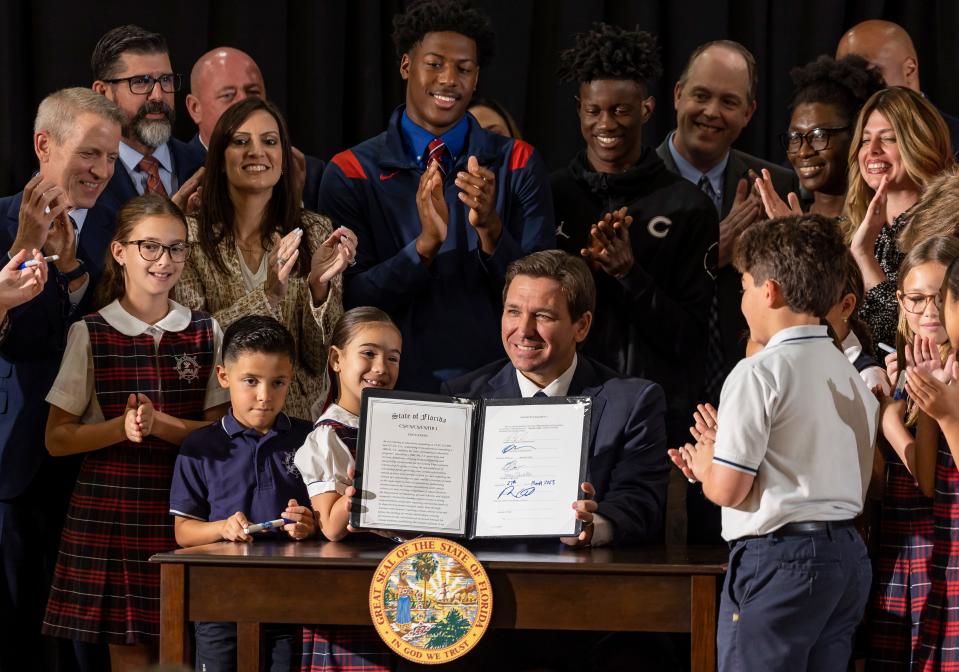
[{"left": 848, "top": 86, "right": 953, "bottom": 346}]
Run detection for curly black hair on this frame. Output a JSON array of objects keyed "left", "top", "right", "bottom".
[
  {"left": 789, "top": 54, "right": 886, "bottom": 126},
  {"left": 557, "top": 23, "right": 662, "bottom": 89},
  {"left": 392, "top": 0, "right": 495, "bottom": 67}
]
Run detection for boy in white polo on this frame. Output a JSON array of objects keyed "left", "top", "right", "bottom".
[{"left": 673, "top": 214, "right": 879, "bottom": 672}]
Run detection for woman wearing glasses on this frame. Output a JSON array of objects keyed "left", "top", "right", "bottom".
[
  {"left": 755, "top": 54, "right": 883, "bottom": 228},
  {"left": 174, "top": 97, "right": 355, "bottom": 420}
]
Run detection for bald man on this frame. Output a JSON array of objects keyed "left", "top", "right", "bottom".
[
  {"left": 185, "top": 46, "right": 325, "bottom": 210},
  {"left": 837, "top": 19, "right": 959, "bottom": 150}
]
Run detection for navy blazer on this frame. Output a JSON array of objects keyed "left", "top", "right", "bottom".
[
  {"left": 98, "top": 138, "right": 205, "bottom": 220},
  {"left": 0, "top": 192, "right": 116, "bottom": 499},
  {"left": 441, "top": 355, "right": 668, "bottom": 546},
  {"left": 187, "top": 133, "right": 325, "bottom": 213}
]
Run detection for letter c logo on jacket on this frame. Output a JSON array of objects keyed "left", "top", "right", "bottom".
[{"left": 647, "top": 216, "right": 673, "bottom": 239}]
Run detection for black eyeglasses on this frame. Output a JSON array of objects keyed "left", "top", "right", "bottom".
[
  {"left": 103, "top": 74, "right": 182, "bottom": 94},
  {"left": 779, "top": 127, "right": 850, "bottom": 154},
  {"left": 121, "top": 240, "right": 191, "bottom": 263}
]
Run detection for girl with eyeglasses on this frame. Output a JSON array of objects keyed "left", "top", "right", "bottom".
[
  {"left": 904, "top": 243, "right": 959, "bottom": 669},
  {"left": 41, "top": 194, "right": 230, "bottom": 671},
  {"left": 174, "top": 97, "right": 355, "bottom": 422},
  {"left": 754, "top": 55, "right": 883, "bottom": 229},
  {"left": 868, "top": 235, "right": 959, "bottom": 669}
]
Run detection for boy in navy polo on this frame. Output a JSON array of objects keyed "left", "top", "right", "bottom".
[
  {"left": 170, "top": 315, "right": 315, "bottom": 671},
  {"left": 671, "top": 214, "right": 878, "bottom": 671}
]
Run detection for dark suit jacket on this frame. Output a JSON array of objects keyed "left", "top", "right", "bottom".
[
  {"left": 656, "top": 136, "right": 799, "bottom": 397},
  {"left": 441, "top": 355, "right": 669, "bottom": 546},
  {"left": 0, "top": 193, "right": 116, "bottom": 499},
  {"left": 98, "top": 138, "right": 205, "bottom": 221},
  {"left": 187, "top": 133, "right": 326, "bottom": 213}
]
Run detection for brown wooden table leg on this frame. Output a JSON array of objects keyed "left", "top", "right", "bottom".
[
  {"left": 237, "top": 621, "right": 263, "bottom": 672},
  {"left": 159, "top": 564, "right": 188, "bottom": 664},
  {"left": 690, "top": 574, "right": 718, "bottom": 672}
]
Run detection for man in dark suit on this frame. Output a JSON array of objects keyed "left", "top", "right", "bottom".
[
  {"left": 837, "top": 19, "right": 959, "bottom": 153},
  {"left": 90, "top": 25, "right": 204, "bottom": 219},
  {"left": 185, "top": 46, "right": 325, "bottom": 211},
  {"left": 0, "top": 88, "right": 123, "bottom": 672},
  {"left": 442, "top": 250, "right": 668, "bottom": 547},
  {"left": 656, "top": 40, "right": 798, "bottom": 545},
  {"left": 186, "top": 47, "right": 326, "bottom": 212}
]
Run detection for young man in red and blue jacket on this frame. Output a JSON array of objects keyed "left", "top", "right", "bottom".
[{"left": 320, "top": 0, "right": 555, "bottom": 393}]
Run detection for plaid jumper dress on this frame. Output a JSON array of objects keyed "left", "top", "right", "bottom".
[
  {"left": 866, "top": 446, "right": 933, "bottom": 670},
  {"left": 43, "top": 310, "right": 216, "bottom": 644},
  {"left": 915, "top": 439, "right": 959, "bottom": 670},
  {"left": 301, "top": 419, "right": 395, "bottom": 672}
]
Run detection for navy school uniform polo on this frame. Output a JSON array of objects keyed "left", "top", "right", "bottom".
[{"left": 170, "top": 409, "right": 312, "bottom": 530}]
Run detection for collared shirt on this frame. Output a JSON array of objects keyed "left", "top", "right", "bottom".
[
  {"left": 118, "top": 140, "right": 176, "bottom": 196},
  {"left": 667, "top": 130, "right": 728, "bottom": 213},
  {"left": 400, "top": 111, "right": 469, "bottom": 170},
  {"left": 515, "top": 354, "right": 578, "bottom": 397},
  {"left": 294, "top": 403, "right": 359, "bottom": 497},
  {"left": 713, "top": 324, "right": 879, "bottom": 541},
  {"left": 45, "top": 298, "right": 229, "bottom": 421},
  {"left": 170, "top": 407, "right": 313, "bottom": 526}
]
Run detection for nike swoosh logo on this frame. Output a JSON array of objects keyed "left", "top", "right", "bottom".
[{"left": 380, "top": 171, "right": 399, "bottom": 181}]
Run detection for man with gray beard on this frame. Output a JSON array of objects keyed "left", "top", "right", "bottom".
[{"left": 91, "top": 25, "right": 204, "bottom": 219}]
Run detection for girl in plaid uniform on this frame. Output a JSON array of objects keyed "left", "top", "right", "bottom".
[
  {"left": 907, "top": 246, "right": 959, "bottom": 671},
  {"left": 870, "top": 236, "right": 959, "bottom": 669},
  {"left": 295, "top": 307, "right": 401, "bottom": 671},
  {"left": 42, "top": 195, "right": 229, "bottom": 670}
]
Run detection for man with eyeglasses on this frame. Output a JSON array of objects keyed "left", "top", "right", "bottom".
[
  {"left": 91, "top": 25, "right": 205, "bottom": 219},
  {"left": 0, "top": 88, "right": 124, "bottom": 672},
  {"left": 655, "top": 40, "right": 797, "bottom": 546}
]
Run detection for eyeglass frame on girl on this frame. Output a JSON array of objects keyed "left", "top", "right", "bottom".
[{"left": 119, "top": 239, "right": 192, "bottom": 263}]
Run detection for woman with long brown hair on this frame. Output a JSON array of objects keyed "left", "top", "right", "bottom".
[{"left": 175, "top": 97, "right": 355, "bottom": 419}]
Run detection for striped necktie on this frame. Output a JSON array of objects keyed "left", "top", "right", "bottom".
[
  {"left": 426, "top": 138, "right": 448, "bottom": 179},
  {"left": 699, "top": 174, "right": 725, "bottom": 402},
  {"left": 137, "top": 155, "right": 168, "bottom": 197}
]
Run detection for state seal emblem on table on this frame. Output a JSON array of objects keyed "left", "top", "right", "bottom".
[{"left": 369, "top": 537, "right": 493, "bottom": 664}]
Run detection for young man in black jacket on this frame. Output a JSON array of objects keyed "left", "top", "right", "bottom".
[{"left": 552, "top": 24, "right": 718, "bottom": 449}]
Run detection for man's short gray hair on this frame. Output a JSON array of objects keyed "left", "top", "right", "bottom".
[{"left": 34, "top": 87, "right": 124, "bottom": 144}]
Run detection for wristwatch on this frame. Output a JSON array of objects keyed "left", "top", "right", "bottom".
[{"left": 59, "top": 258, "right": 86, "bottom": 282}]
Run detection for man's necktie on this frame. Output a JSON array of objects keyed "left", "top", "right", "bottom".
[
  {"left": 137, "top": 155, "right": 168, "bottom": 197},
  {"left": 533, "top": 390, "right": 548, "bottom": 398},
  {"left": 426, "top": 138, "right": 448, "bottom": 179},
  {"left": 698, "top": 175, "right": 725, "bottom": 402}
]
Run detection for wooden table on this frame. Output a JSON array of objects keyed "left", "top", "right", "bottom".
[{"left": 153, "top": 539, "right": 727, "bottom": 671}]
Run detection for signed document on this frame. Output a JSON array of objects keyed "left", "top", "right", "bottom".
[
  {"left": 351, "top": 390, "right": 591, "bottom": 539},
  {"left": 471, "top": 399, "right": 589, "bottom": 537}
]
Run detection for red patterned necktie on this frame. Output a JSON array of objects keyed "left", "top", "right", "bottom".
[
  {"left": 137, "top": 155, "right": 168, "bottom": 197},
  {"left": 426, "top": 138, "right": 447, "bottom": 179}
]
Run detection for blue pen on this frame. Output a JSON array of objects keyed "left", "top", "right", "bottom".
[
  {"left": 892, "top": 370, "right": 908, "bottom": 401},
  {"left": 18, "top": 254, "right": 58, "bottom": 270},
  {"left": 242, "top": 518, "right": 294, "bottom": 534}
]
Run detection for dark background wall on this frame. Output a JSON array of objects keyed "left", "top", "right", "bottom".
[{"left": 1, "top": 0, "right": 957, "bottom": 196}]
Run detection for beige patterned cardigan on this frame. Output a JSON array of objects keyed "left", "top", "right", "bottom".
[{"left": 174, "top": 211, "right": 343, "bottom": 420}]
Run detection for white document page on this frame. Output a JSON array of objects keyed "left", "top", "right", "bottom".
[
  {"left": 472, "top": 400, "right": 587, "bottom": 537},
  {"left": 359, "top": 396, "right": 474, "bottom": 534}
]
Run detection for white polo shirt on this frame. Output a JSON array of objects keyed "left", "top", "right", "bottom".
[{"left": 713, "top": 325, "right": 879, "bottom": 541}]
